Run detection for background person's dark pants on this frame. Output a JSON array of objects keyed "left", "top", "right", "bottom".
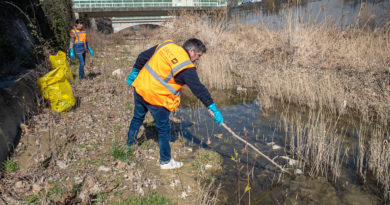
[{"left": 127, "top": 90, "right": 172, "bottom": 164}]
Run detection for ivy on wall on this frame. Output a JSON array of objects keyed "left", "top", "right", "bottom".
[{"left": 41, "top": 0, "right": 74, "bottom": 51}]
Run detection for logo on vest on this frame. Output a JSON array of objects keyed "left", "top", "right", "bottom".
[{"left": 171, "top": 58, "right": 178, "bottom": 64}]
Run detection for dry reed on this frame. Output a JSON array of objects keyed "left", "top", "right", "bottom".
[
  {"left": 151, "top": 6, "right": 390, "bottom": 201},
  {"left": 156, "top": 9, "right": 389, "bottom": 123},
  {"left": 93, "top": 5, "right": 390, "bottom": 200},
  {"left": 281, "top": 108, "right": 347, "bottom": 181}
]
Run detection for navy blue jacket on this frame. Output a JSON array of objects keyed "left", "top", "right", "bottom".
[{"left": 133, "top": 45, "right": 214, "bottom": 107}]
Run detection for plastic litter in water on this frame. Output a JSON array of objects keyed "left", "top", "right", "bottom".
[
  {"left": 272, "top": 144, "right": 282, "bottom": 150},
  {"left": 267, "top": 142, "right": 275, "bottom": 146},
  {"left": 295, "top": 169, "right": 303, "bottom": 174}
]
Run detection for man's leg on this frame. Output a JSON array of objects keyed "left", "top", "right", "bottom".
[
  {"left": 127, "top": 91, "right": 148, "bottom": 146},
  {"left": 147, "top": 105, "right": 172, "bottom": 164},
  {"left": 77, "top": 53, "right": 86, "bottom": 79}
]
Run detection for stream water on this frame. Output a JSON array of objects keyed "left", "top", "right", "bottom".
[
  {"left": 177, "top": 1, "right": 390, "bottom": 203},
  {"left": 229, "top": 0, "right": 390, "bottom": 29},
  {"left": 176, "top": 87, "right": 382, "bottom": 204}
]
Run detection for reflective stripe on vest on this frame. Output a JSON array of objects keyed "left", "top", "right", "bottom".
[
  {"left": 143, "top": 41, "right": 193, "bottom": 95},
  {"left": 71, "top": 28, "right": 87, "bottom": 53},
  {"left": 156, "top": 41, "right": 173, "bottom": 52},
  {"left": 132, "top": 40, "right": 196, "bottom": 111},
  {"left": 144, "top": 63, "right": 181, "bottom": 96},
  {"left": 72, "top": 27, "right": 87, "bottom": 43},
  {"left": 164, "top": 60, "right": 193, "bottom": 83}
]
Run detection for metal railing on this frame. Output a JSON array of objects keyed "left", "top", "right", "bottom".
[{"left": 73, "top": 0, "right": 227, "bottom": 8}]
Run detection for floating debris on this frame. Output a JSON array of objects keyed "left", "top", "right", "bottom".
[
  {"left": 295, "top": 169, "right": 303, "bottom": 174},
  {"left": 236, "top": 85, "right": 247, "bottom": 92},
  {"left": 181, "top": 191, "right": 189, "bottom": 199},
  {"left": 272, "top": 144, "right": 282, "bottom": 150},
  {"left": 214, "top": 134, "right": 223, "bottom": 139},
  {"left": 281, "top": 156, "right": 298, "bottom": 166},
  {"left": 266, "top": 142, "right": 275, "bottom": 146},
  {"left": 267, "top": 142, "right": 283, "bottom": 150},
  {"left": 170, "top": 179, "right": 181, "bottom": 187}
]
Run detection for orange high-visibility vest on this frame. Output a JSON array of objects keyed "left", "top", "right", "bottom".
[
  {"left": 132, "top": 40, "right": 196, "bottom": 111},
  {"left": 70, "top": 27, "right": 87, "bottom": 54}
]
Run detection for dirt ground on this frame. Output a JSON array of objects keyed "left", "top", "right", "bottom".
[{"left": 0, "top": 37, "right": 220, "bottom": 204}]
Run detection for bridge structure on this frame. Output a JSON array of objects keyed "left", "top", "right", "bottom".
[{"left": 72, "top": 0, "right": 227, "bottom": 32}]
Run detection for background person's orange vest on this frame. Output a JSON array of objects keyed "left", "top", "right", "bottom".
[
  {"left": 70, "top": 27, "right": 87, "bottom": 54},
  {"left": 132, "top": 40, "right": 196, "bottom": 111}
]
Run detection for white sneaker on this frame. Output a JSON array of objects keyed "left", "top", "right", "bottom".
[{"left": 160, "top": 159, "right": 183, "bottom": 170}]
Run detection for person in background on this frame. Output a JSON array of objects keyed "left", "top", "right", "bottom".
[
  {"left": 69, "top": 19, "right": 94, "bottom": 80},
  {"left": 126, "top": 38, "right": 224, "bottom": 169}
]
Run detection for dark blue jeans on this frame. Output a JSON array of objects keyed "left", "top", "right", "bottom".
[
  {"left": 127, "top": 90, "right": 172, "bottom": 164},
  {"left": 76, "top": 53, "right": 86, "bottom": 79}
]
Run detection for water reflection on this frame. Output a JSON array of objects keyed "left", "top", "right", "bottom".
[
  {"left": 229, "top": 0, "right": 390, "bottom": 29},
  {"left": 177, "top": 89, "right": 382, "bottom": 204}
]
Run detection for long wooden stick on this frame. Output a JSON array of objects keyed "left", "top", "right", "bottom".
[{"left": 208, "top": 110, "right": 293, "bottom": 176}]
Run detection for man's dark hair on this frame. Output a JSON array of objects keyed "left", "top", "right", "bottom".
[
  {"left": 183, "top": 38, "right": 206, "bottom": 53},
  {"left": 75, "top": 19, "right": 82, "bottom": 24}
]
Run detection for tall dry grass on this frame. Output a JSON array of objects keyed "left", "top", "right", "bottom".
[
  {"left": 281, "top": 107, "right": 347, "bottom": 181},
  {"left": 157, "top": 9, "right": 390, "bottom": 123},
  {"left": 152, "top": 6, "right": 390, "bottom": 200}
]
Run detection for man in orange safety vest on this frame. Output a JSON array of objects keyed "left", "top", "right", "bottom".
[{"left": 126, "top": 38, "right": 223, "bottom": 169}]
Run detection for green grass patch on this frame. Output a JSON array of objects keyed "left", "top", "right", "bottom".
[
  {"left": 28, "top": 195, "right": 40, "bottom": 203},
  {"left": 125, "top": 102, "right": 133, "bottom": 111},
  {"left": 95, "top": 192, "right": 108, "bottom": 202},
  {"left": 71, "top": 182, "right": 82, "bottom": 196},
  {"left": 2, "top": 159, "right": 19, "bottom": 172},
  {"left": 111, "top": 143, "right": 134, "bottom": 162},
  {"left": 145, "top": 122, "right": 155, "bottom": 128},
  {"left": 114, "top": 174, "right": 126, "bottom": 184},
  {"left": 46, "top": 183, "right": 63, "bottom": 197},
  {"left": 90, "top": 159, "right": 105, "bottom": 166},
  {"left": 140, "top": 140, "right": 155, "bottom": 150},
  {"left": 115, "top": 191, "right": 173, "bottom": 205},
  {"left": 193, "top": 149, "right": 223, "bottom": 180},
  {"left": 221, "top": 137, "right": 233, "bottom": 145},
  {"left": 113, "top": 189, "right": 123, "bottom": 196}
]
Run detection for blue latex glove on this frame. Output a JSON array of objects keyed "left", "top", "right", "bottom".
[
  {"left": 126, "top": 68, "right": 140, "bottom": 86},
  {"left": 69, "top": 48, "right": 75, "bottom": 59},
  {"left": 208, "top": 103, "right": 223, "bottom": 126},
  {"left": 88, "top": 46, "right": 94, "bottom": 56}
]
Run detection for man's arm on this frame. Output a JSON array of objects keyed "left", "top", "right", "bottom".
[
  {"left": 127, "top": 45, "right": 157, "bottom": 86},
  {"left": 133, "top": 45, "right": 157, "bottom": 69},
  {"left": 174, "top": 68, "right": 214, "bottom": 107}
]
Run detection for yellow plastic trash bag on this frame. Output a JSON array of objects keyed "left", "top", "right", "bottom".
[
  {"left": 37, "top": 51, "right": 75, "bottom": 112},
  {"left": 49, "top": 50, "right": 73, "bottom": 80}
]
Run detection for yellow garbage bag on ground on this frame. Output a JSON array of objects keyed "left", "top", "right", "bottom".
[{"left": 37, "top": 51, "right": 75, "bottom": 112}]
